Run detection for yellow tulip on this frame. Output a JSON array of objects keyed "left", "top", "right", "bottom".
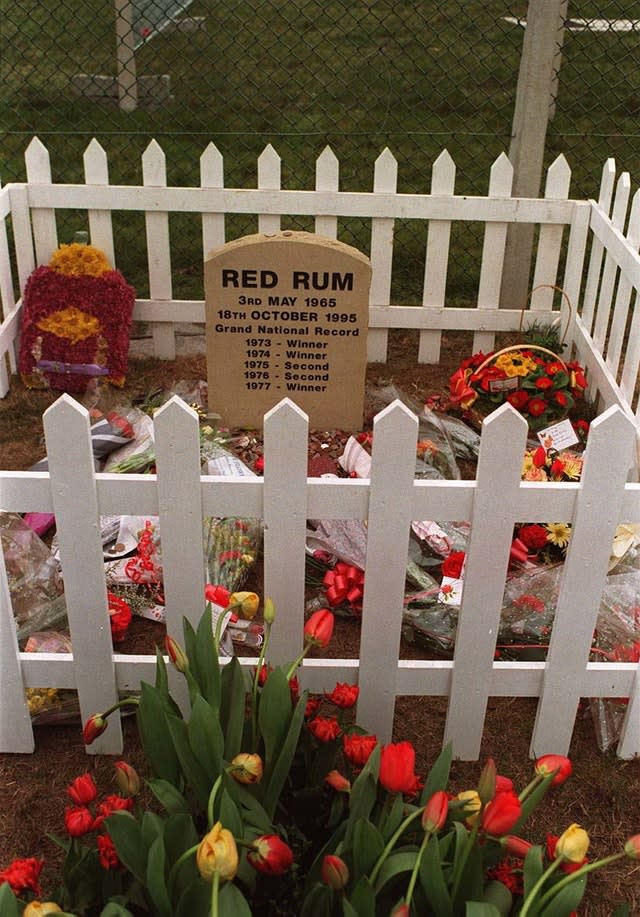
[
  {"left": 230, "top": 752, "right": 264, "bottom": 784},
  {"left": 24, "top": 904, "right": 63, "bottom": 916},
  {"left": 556, "top": 823, "right": 590, "bottom": 863},
  {"left": 457, "top": 789, "right": 482, "bottom": 827},
  {"left": 196, "top": 822, "right": 238, "bottom": 883},
  {"left": 229, "top": 591, "right": 260, "bottom": 620}
]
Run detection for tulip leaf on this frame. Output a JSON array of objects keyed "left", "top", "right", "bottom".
[
  {"left": 219, "top": 788, "right": 244, "bottom": 838},
  {"left": 352, "top": 817, "right": 384, "bottom": 875},
  {"left": 221, "top": 771, "right": 273, "bottom": 833},
  {"left": 166, "top": 712, "right": 213, "bottom": 811},
  {"left": 373, "top": 849, "right": 419, "bottom": 894},
  {"left": 380, "top": 791, "right": 406, "bottom": 842},
  {"left": 194, "top": 607, "right": 222, "bottom": 707},
  {"left": 513, "top": 773, "right": 555, "bottom": 833},
  {"left": 538, "top": 876, "right": 586, "bottom": 916},
  {"left": 348, "top": 875, "right": 376, "bottom": 917},
  {"left": 104, "top": 811, "right": 147, "bottom": 884},
  {"left": 175, "top": 878, "right": 211, "bottom": 917},
  {"left": 99, "top": 905, "right": 136, "bottom": 916},
  {"left": 465, "top": 904, "right": 502, "bottom": 916},
  {"left": 300, "top": 883, "right": 334, "bottom": 917},
  {"left": 348, "top": 744, "right": 381, "bottom": 831},
  {"left": 341, "top": 899, "right": 360, "bottom": 917},
  {"left": 146, "top": 778, "right": 191, "bottom": 816},
  {"left": 420, "top": 742, "right": 453, "bottom": 805},
  {"left": 257, "top": 666, "right": 293, "bottom": 769},
  {"left": 146, "top": 836, "right": 173, "bottom": 917},
  {"left": 137, "top": 682, "right": 182, "bottom": 786},
  {"left": 154, "top": 645, "right": 170, "bottom": 695},
  {"left": 163, "top": 813, "right": 200, "bottom": 872},
  {"left": 482, "top": 879, "right": 513, "bottom": 916},
  {"left": 141, "top": 810, "right": 166, "bottom": 853},
  {"left": 262, "top": 691, "right": 307, "bottom": 820},
  {"left": 182, "top": 617, "right": 199, "bottom": 681},
  {"left": 523, "top": 844, "right": 544, "bottom": 899},
  {"left": 188, "top": 695, "right": 225, "bottom": 779},
  {"left": 420, "top": 833, "right": 453, "bottom": 917},
  {"left": 218, "top": 880, "right": 253, "bottom": 916},
  {"left": 0, "top": 884, "right": 20, "bottom": 917},
  {"left": 220, "top": 656, "right": 249, "bottom": 760}
]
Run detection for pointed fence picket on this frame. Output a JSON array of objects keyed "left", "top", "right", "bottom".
[{"left": 1, "top": 397, "right": 639, "bottom": 759}]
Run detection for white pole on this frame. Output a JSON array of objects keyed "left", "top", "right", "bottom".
[
  {"left": 114, "top": 0, "right": 138, "bottom": 112},
  {"left": 500, "top": 0, "right": 566, "bottom": 309}
]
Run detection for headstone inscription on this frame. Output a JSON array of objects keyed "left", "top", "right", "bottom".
[{"left": 205, "top": 232, "right": 371, "bottom": 428}]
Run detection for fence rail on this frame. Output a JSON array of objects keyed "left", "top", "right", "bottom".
[
  {"left": 1, "top": 142, "right": 640, "bottom": 760},
  {"left": 1, "top": 397, "right": 639, "bottom": 761}
]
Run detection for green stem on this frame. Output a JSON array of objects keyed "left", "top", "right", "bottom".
[
  {"left": 167, "top": 842, "right": 199, "bottom": 897},
  {"left": 211, "top": 868, "right": 220, "bottom": 917},
  {"left": 207, "top": 775, "right": 223, "bottom": 828},
  {"left": 519, "top": 857, "right": 563, "bottom": 917},
  {"left": 405, "top": 830, "right": 432, "bottom": 911},
  {"left": 369, "top": 804, "right": 426, "bottom": 886},
  {"left": 102, "top": 696, "right": 140, "bottom": 718},
  {"left": 251, "top": 619, "right": 272, "bottom": 751},
  {"left": 450, "top": 822, "right": 479, "bottom": 905},
  {"left": 285, "top": 641, "right": 312, "bottom": 681},
  {"left": 532, "top": 852, "right": 625, "bottom": 914},
  {"left": 518, "top": 774, "right": 543, "bottom": 802}
]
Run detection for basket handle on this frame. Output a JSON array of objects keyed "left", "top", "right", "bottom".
[
  {"left": 518, "top": 284, "right": 573, "bottom": 346},
  {"left": 474, "top": 343, "right": 568, "bottom": 377}
]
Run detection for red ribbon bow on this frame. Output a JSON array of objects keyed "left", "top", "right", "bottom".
[{"left": 323, "top": 562, "right": 365, "bottom": 612}]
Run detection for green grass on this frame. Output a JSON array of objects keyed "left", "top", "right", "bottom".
[{"left": 2, "top": 1, "right": 640, "bottom": 301}]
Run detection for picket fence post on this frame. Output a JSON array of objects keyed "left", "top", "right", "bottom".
[
  {"left": 142, "top": 140, "right": 175, "bottom": 360},
  {"left": 531, "top": 406, "right": 636, "bottom": 756},
  {"left": 43, "top": 396, "right": 123, "bottom": 754},
  {"left": 0, "top": 545, "right": 34, "bottom": 752}
]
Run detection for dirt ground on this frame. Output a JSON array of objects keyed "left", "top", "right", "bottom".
[{"left": 0, "top": 329, "right": 639, "bottom": 913}]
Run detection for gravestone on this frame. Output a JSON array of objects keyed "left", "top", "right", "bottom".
[{"left": 205, "top": 232, "right": 371, "bottom": 428}]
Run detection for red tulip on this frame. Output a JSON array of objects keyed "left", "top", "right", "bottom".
[
  {"left": 480, "top": 789, "right": 522, "bottom": 836},
  {"left": 308, "top": 715, "right": 341, "bottom": 743},
  {"left": 422, "top": 790, "right": 449, "bottom": 832},
  {"left": 534, "top": 754, "right": 573, "bottom": 787},
  {"left": 502, "top": 835, "right": 534, "bottom": 858},
  {"left": 114, "top": 761, "right": 141, "bottom": 797},
  {"left": 321, "top": 854, "right": 349, "bottom": 889},
  {"left": 204, "top": 584, "right": 230, "bottom": 607},
  {"left": 67, "top": 772, "right": 97, "bottom": 805},
  {"left": 379, "top": 741, "right": 419, "bottom": 795},
  {"left": 164, "top": 634, "right": 189, "bottom": 673},
  {"left": 97, "top": 833, "right": 121, "bottom": 870},
  {"left": 624, "top": 834, "right": 640, "bottom": 860},
  {"left": 342, "top": 733, "right": 377, "bottom": 767},
  {"left": 64, "top": 805, "right": 94, "bottom": 837},
  {"left": 304, "top": 609, "right": 334, "bottom": 648},
  {"left": 0, "top": 857, "right": 44, "bottom": 896},
  {"left": 82, "top": 713, "right": 107, "bottom": 746},
  {"left": 325, "top": 770, "right": 351, "bottom": 793},
  {"left": 247, "top": 835, "right": 294, "bottom": 876},
  {"left": 325, "top": 682, "right": 359, "bottom": 708}
]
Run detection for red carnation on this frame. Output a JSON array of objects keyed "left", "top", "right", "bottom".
[{"left": 518, "top": 524, "right": 549, "bottom": 551}]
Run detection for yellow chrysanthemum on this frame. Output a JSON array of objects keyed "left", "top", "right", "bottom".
[
  {"left": 494, "top": 351, "right": 538, "bottom": 378},
  {"left": 557, "top": 452, "right": 583, "bottom": 480},
  {"left": 37, "top": 306, "right": 102, "bottom": 343},
  {"left": 26, "top": 688, "right": 60, "bottom": 715},
  {"left": 546, "top": 522, "right": 571, "bottom": 548},
  {"left": 49, "top": 243, "right": 111, "bottom": 277}
]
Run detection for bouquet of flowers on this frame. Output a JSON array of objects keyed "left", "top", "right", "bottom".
[{"left": 449, "top": 346, "right": 588, "bottom": 432}]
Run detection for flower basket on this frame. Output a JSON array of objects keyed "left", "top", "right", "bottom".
[
  {"left": 18, "top": 243, "right": 135, "bottom": 394},
  {"left": 449, "top": 287, "right": 588, "bottom": 432}
]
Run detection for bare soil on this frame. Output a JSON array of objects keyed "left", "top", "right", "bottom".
[{"left": 0, "top": 330, "right": 638, "bottom": 914}]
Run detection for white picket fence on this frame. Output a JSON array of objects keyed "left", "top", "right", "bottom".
[{"left": 1, "top": 139, "right": 640, "bottom": 760}]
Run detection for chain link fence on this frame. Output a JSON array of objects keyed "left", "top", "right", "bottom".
[{"left": 2, "top": 1, "right": 639, "bottom": 299}]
